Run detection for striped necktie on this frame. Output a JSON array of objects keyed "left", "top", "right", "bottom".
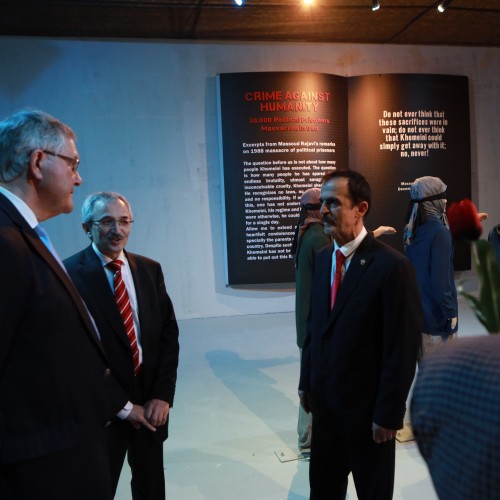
[{"left": 106, "top": 259, "right": 141, "bottom": 376}]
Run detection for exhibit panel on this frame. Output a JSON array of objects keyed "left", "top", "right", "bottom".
[{"left": 218, "top": 72, "right": 471, "bottom": 285}]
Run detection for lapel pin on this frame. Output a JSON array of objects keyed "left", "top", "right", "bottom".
[{"left": 360, "top": 259, "right": 366, "bottom": 265}]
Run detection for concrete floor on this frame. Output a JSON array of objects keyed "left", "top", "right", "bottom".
[{"left": 116, "top": 296, "right": 486, "bottom": 499}]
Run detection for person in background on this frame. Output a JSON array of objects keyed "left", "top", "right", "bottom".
[
  {"left": 0, "top": 109, "right": 129, "bottom": 500},
  {"left": 489, "top": 223, "right": 500, "bottom": 264},
  {"left": 403, "top": 176, "right": 457, "bottom": 361},
  {"left": 411, "top": 335, "right": 500, "bottom": 499},
  {"left": 291, "top": 187, "right": 331, "bottom": 453},
  {"left": 64, "top": 192, "right": 180, "bottom": 500},
  {"left": 299, "top": 169, "right": 421, "bottom": 499}
]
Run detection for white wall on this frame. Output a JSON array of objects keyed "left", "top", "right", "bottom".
[{"left": 0, "top": 37, "right": 498, "bottom": 319}]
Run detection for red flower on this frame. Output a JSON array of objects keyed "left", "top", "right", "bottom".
[{"left": 447, "top": 199, "right": 483, "bottom": 241}]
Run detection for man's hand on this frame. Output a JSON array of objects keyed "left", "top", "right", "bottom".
[
  {"left": 373, "top": 226, "right": 397, "bottom": 238},
  {"left": 298, "top": 390, "right": 311, "bottom": 414},
  {"left": 450, "top": 316, "right": 458, "bottom": 331},
  {"left": 126, "top": 404, "right": 157, "bottom": 431},
  {"left": 144, "top": 399, "right": 170, "bottom": 427},
  {"left": 372, "top": 422, "right": 397, "bottom": 444}
]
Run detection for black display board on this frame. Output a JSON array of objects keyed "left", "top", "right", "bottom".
[{"left": 217, "top": 72, "right": 471, "bottom": 285}]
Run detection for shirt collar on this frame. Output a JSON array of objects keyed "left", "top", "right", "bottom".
[
  {"left": 91, "top": 242, "right": 127, "bottom": 267},
  {"left": 334, "top": 226, "right": 368, "bottom": 258},
  {"left": 0, "top": 186, "right": 39, "bottom": 228}
]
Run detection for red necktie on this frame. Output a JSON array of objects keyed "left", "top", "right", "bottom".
[
  {"left": 330, "top": 249, "right": 346, "bottom": 310},
  {"left": 107, "top": 260, "right": 141, "bottom": 376}
]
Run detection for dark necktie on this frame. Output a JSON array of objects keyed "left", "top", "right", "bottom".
[
  {"left": 330, "top": 249, "right": 346, "bottom": 310},
  {"left": 106, "top": 260, "right": 141, "bottom": 375}
]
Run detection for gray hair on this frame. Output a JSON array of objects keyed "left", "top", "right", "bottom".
[
  {"left": 0, "top": 109, "right": 76, "bottom": 182},
  {"left": 81, "top": 191, "right": 133, "bottom": 224}
]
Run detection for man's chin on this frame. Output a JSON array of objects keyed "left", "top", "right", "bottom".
[
  {"left": 110, "top": 244, "right": 124, "bottom": 254},
  {"left": 323, "top": 224, "right": 336, "bottom": 236},
  {"left": 62, "top": 200, "right": 74, "bottom": 214}
]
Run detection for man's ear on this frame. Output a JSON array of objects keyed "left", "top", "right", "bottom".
[
  {"left": 356, "top": 201, "right": 369, "bottom": 217},
  {"left": 27, "top": 150, "right": 44, "bottom": 181},
  {"left": 82, "top": 222, "right": 91, "bottom": 235}
]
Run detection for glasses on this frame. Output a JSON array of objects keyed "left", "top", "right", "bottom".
[
  {"left": 43, "top": 150, "right": 80, "bottom": 172},
  {"left": 90, "top": 218, "right": 134, "bottom": 229}
]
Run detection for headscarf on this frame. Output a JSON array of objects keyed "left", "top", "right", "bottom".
[
  {"left": 403, "top": 176, "right": 448, "bottom": 246},
  {"left": 290, "top": 188, "right": 323, "bottom": 258}
]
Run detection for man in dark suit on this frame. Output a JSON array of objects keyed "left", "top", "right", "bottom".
[
  {"left": 64, "top": 191, "right": 180, "bottom": 500},
  {"left": 0, "top": 109, "right": 133, "bottom": 499},
  {"left": 298, "top": 170, "right": 422, "bottom": 499}
]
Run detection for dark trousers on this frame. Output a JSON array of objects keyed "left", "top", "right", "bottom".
[
  {"left": 108, "top": 419, "right": 165, "bottom": 500},
  {"left": 0, "top": 429, "right": 112, "bottom": 500},
  {"left": 309, "top": 412, "right": 395, "bottom": 500}
]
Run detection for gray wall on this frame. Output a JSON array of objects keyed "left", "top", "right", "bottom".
[{"left": 1, "top": 37, "right": 498, "bottom": 319}]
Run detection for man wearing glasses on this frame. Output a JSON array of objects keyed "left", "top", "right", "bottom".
[
  {"left": 0, "top": 110, "right": 129, "bottom": 499},
  {"left": 64, "top": 191, "right": 180, "bottom": 500}
]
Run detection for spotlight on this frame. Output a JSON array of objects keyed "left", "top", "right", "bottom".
[
  {"left": 437, "top": 0, "right": 452, "bottom": 13},
  {"left": 371, "top": 0, "right": 380, "bottom": 11},
  {"left": 234, "top": 0, "right": 243, "bottom": 5}
]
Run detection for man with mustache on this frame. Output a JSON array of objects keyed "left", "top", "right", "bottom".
[
  {"left": 64, "top": 192, "right": 180, "bottom": 500},
  {"left": 298, "top": 170, "right": 421, "bottom": 499}
]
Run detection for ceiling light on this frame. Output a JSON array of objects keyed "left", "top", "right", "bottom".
[
  {"left": 234, "top": 0, "right": 243, "bottom": 5},
  {"left": 437, "top": 0, "right": 453, "bottom": 13},
  {"left": 372, "top": 0, "right": 380, "bottom": 11}
]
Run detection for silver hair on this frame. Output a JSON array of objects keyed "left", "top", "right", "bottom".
[
  {"left": 81, "top": 191, "right": 133, "bottom": 224},
  {"left": 0, "top": 109, "right": 76, "bottom": 182}
]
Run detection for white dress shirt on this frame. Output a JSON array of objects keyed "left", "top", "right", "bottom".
[{"left": 330, "top": 226, "right": 368, "bottom": 285}]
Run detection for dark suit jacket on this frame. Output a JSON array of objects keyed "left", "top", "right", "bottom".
[
  {"left": 0, "top": 193, "right": 127, "bottom": 465},
  {"left": 299, "top": 232, "right": 422, "bottom": 432},
  {"left": 64, "top": 246, "right": 179, "bottom": 441}
]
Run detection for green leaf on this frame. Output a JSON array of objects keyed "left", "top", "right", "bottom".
[{"left": 463, "top": 240, "right": 500, "bottom": 333}]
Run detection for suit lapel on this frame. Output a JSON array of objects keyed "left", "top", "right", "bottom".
[
  {"left": 77, "top": 247, "right": 131, "bottom": 350},
  {"left": 125, "top": 252, "right": 141, "bottom": 320},
  {"left": 321, "top": 234, "right": 375, "bottom": 338},
  {"left": 22, "top": 223, "right": 106, "bottom": 355},
  {"left": 316, "top": 246, "right": 334, "bottom": 319}
]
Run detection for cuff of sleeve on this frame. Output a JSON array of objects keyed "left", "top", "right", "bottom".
[{"left": 117, "top": 400, "right": 133, "bottom": 420}]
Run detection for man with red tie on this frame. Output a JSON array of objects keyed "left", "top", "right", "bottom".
[
  {"left": 64, "top": 191, "right": 179, "bottom": 500},
  {"left": 298, "top": 170, "right": 421, "bottom": 499}
]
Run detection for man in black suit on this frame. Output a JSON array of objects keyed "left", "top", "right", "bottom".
[
  {"left": 298, "top": 170, "right": 421, "bottom": 499},
  {"left": 64, "top": 191, "right": 180, "bottom": 500},
  {"left": 0, "top": 110, "right": 134, "bottom": 499}
]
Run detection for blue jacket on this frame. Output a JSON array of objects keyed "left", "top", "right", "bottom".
[
  {"left": 489, "top": 224, "right": 500, "bottom": 265},
  {"left": 405, "top": 215, "right": 458, "bottom": 336}
]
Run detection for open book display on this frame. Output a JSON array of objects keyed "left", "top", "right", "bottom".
[{"left": 217, "top": 72, "right": 471, "bottom": 286}]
